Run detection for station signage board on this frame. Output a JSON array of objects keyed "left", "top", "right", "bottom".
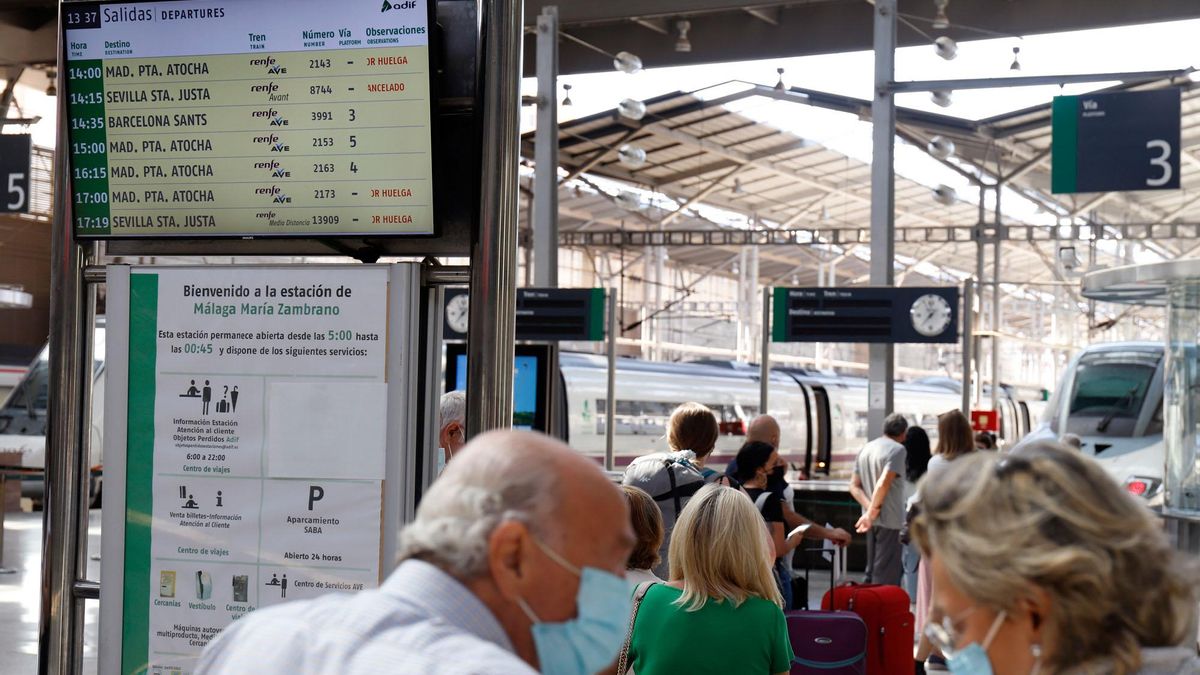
[
  {"left": 772, "top": 286, "right": 959, "bottom": 344},
  {"left": 443, "top": 287, "right": 606, "bottom": 342},
  {"left": 101, "top": 265, "right": 418, "bottom": 675},
  {"left": 515, "top": 288, "right": 606, "bottom": 342},
  {"left": 62, "top": 0, "right": 436, "bottom": 238},
  {"left": 1051, "top": 89, "right": 1181, "bottom": 194},
  {"left": 0, "top": 133, "right": 31, "bottom": 213}
]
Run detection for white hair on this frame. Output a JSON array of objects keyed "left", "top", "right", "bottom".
[
  {"left": 398, "top": 433, "right": 559, "bottom": 577},
  {"left": 439, "top": 390, "right": 466, "bottom": 431}
]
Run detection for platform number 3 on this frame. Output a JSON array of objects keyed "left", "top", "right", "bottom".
[{"left": 1146, "top": 139, "right": 1172, "bottom": 188}]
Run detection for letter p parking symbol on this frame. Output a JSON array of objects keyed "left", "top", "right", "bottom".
[{"left": 308, "top": 485, "right": 325, "bottom": 511}]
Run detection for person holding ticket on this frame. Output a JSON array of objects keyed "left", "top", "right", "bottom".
[{"left": 732, "top": 442, "right": 808, "bottom": 611}]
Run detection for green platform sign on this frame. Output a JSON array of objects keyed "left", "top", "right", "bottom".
[{"left": 1052, "top": 89, "right": 1180, "bottom": 194}]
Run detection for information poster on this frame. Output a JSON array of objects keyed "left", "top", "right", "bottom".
[
  {"left": 63, "top": 0, "right": 434, "bottom": 237},
  {"left": 119, "top": 266, "right": 390, "bottom": 674}
]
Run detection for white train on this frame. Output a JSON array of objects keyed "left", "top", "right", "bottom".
[
  {"left": 559, "top": 352, "right": 1044, "bottom": 483},
  {"left": 1016, "top": 342, "right": 1165, "bottom": 505}
]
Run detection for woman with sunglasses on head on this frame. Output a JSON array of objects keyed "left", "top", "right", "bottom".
[
  {"left": 910, "top": 441, "right": 1200, "bottom": 675},
  {"left": 914, "top": 411, "right": 979, "bottom": 671}
]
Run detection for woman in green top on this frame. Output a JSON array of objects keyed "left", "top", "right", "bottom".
[{"left": 624, "top": 484, "right": 794, "bottom": 675}]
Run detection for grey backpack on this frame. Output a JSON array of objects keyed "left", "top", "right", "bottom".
[{"left": 622, "top": 451, "right": 708, "bottom": 578}]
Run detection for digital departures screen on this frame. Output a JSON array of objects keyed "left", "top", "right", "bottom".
[{"left": 63, "top": 0, "right": 435, "bottom": 238}]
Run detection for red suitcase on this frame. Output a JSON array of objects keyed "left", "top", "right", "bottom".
[{"left": 821, "top": 582, "right": 914, "bottom": 675}]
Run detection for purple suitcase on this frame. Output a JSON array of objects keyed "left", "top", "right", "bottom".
[{"left": 787, "top": 547, "right": 867, "bottom": 675}]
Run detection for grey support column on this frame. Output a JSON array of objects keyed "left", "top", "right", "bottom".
[
  {"left": 39, "top": 78, "right": 95, "bottom": 672},
  {"left": 467, "top": 0, "right": 523, "bottom": 436},
  {"left": 533, "top": 5, "right": 558, "bottom": 287},
  {"left": 961, "top": 278, "right": 973, "bottom": 416},
  {"left": 867, "top": 0, "right": 897, "bottom": 436}
]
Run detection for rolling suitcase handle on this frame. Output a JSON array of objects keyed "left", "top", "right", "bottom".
[{"left": 800, "top": 544, "right": 846, "bottom": 610}]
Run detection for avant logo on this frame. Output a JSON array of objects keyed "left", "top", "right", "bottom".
[{"left": 381, "top": 0, "right": 416, "bottom": 10}]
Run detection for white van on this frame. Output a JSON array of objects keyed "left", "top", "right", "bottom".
[{"left": 0, "top": 324, "right": 106, "bottom": 506}]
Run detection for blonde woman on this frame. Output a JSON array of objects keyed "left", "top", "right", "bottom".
[
  {"left": 911, "top": 442, "right": 1200, "bottom": 675},
  {"left": 622, "top": 484, "right": 793, "bottom": 675}
]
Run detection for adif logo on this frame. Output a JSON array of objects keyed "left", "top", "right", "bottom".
[{"left": 381, "top": 0, "right": 416, "bottom": 10}]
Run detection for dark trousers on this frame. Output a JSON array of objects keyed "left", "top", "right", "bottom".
[{"left": 864, "top": 526, "right": 903, "bottom": 587}]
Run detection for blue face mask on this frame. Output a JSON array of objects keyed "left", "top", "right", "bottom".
[
  {"left": 516, "top": 538, "right": 632, "bottom": 675},
  {"left": 435, "top": 447, "right": 447, "bottom": 476},
  {"left": 945, "top": 611, "right": 1007, "bottom": 675}
]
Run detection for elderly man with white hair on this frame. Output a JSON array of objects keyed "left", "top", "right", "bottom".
[
  {"left": 438, "top": 389, "right": 467, "bottom": 473},
  {"left": 197, "top": 430, "right": 637, "bottom": 675}
]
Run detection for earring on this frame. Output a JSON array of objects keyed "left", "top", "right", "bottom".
[{"left": 1030, "top": 644, "right": 1042, "bottom": 675}]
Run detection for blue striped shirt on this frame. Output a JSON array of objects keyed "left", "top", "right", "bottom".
[{"left": 196, "top": 560, "right": 538, "bottom": 674}]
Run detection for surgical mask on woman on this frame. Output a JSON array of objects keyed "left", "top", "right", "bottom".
[{"left": 927, "top": 610, "right": 1040, "bottom": 675}]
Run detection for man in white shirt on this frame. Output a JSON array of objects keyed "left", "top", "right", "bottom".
[
  {"left": 197, "top": 430, "right": 637, "bottom": 674},
  {"left": 849, "top": 413, "right": 907, "bottom": 586}
]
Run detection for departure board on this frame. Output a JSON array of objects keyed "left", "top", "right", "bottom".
[{"left": 62, "top": 0, "right": 436, "bottom": 238}]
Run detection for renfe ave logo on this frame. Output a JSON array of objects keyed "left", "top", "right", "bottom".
[{"left": 381, "top": 0, "right": 417, "bottom": 10}]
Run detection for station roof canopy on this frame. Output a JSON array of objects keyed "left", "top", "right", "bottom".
[
  {"left": 3, "top": 0, "right": 1200, "bottom": 69},
  {"left": 521, "top": 75, "right": 1200, "bottom": 326}
]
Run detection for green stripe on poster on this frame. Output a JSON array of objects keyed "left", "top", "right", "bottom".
[
  {"left": 1051, "top": 95, "right": 1078, "bottom": 194},
  {"left": 123, "top": 273, "right": 158, "bottom": 675}
]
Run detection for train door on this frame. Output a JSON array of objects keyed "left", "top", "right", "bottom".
[
  {"left": 1018, "top": 401, "right": 1032, "bottom": 439},
  {"left": 810, "top": 385, "right": 832, "bottom": 475}
]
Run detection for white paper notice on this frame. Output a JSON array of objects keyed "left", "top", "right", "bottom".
[
  {"left": 122, "top": 265, "right": 393, "bottom": 675},
  {"left": 266, "top": 382, "right": 387, "bottom": 480}
]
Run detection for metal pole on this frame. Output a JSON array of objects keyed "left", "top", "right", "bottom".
[
  {"left": 991, "top": 191, "right": 1002, "bottom": 416},
  {"left": 533, "top": 5, "right": 559, "bottom": 287},
  {"left": 988, "top": 235, "right": 998, "bottom": 410},
  {"left": 40, "top": 59, "right": 93, "bottom": 670},
  {"left": 760, "top": 287, "right": 771, "bottom": 415},
  {"left": 605, "top": 287, "right": 617, "bottom": 471},
  {"left": 886, "top": 67, "right": 1191, "bottom": 93},
  {"left": 867, "top": 0, "right": 896, "bottom": 436},
  {"left": 467, "top": 0, "right": 523, "bottom": 436},
  {"left": 961, "top": 278, "right": 973, "bottom": 416},
  {"left": 975, "top": 186, "right": 987, "bottom": 410},
  {"left": 0, "top": 474, "right": 13, "bottom": 573}
]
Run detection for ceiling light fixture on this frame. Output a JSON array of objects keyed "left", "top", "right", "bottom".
[
  {"left": 561, "top": 83, "right": 573, "bottom": 106},
  {"left": 934, "top": 36, "right": 957, "bottom": 61},
  {"left": 932, "top": 0, "right": 950, "bottom": 30},
  {"left": 931, "top": 89, "right": 952, "bottom": 108},
  {"left": 928, "top": 135, "right": 955, "bottom": 159},
  {"left": 618, "top": 98, "right": 647, "bottom": 121},
  {"left": 774, "top": 67, "right": 786, "bottom": 91},
  {"left": 613, "top": 51, "right": 643, "bottom": 74},
  {"left": 1009, "top": 46, "right": 1022, "bottom": 71},
  {"left": 674, "top": 19, "right": 692, "bottom": 53},
  {"left": 46, "top": 70, "right": 57, "bottom": 96},
  {"left": 617, "top": 144, "right": 647, "bottom": 169},
  {"left": 932, "top": 184, "right": 958, "bottom": 206},
  {"left": 732, "top": 178, "right": 745, "bottom": 194}
]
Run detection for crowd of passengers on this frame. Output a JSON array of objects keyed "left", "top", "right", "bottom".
[{"left": 196, "top": 395, "right": 1200, "bottom": 675}]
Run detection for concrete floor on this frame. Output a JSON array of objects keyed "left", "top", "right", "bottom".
[{"left": 0, "top": 509, "right": 101, "bottom": 675}]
